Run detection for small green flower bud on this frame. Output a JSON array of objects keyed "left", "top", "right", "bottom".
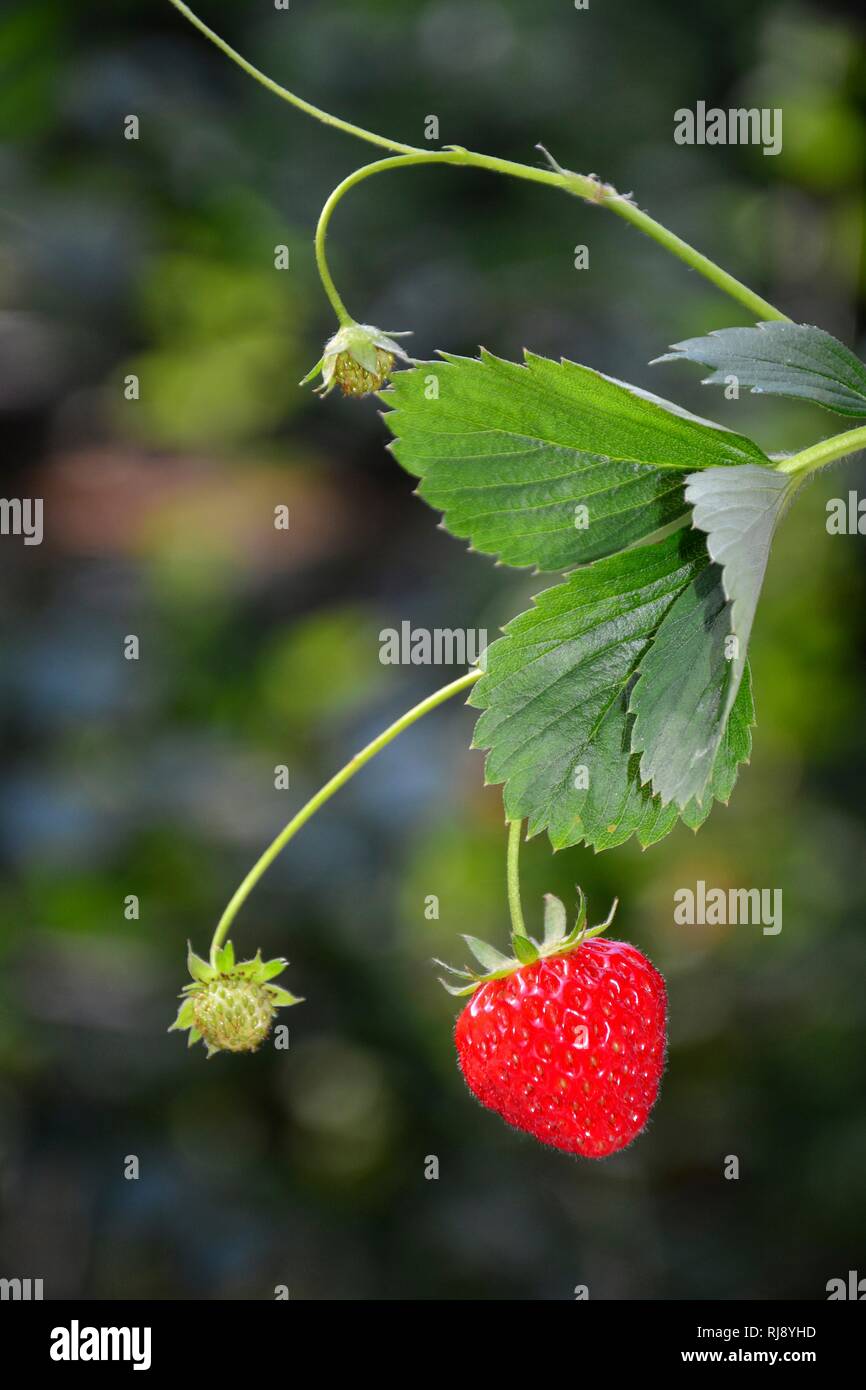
[{"left": 300, "top": 322, "right": 412, "bottom": 398}]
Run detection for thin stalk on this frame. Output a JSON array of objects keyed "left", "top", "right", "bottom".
[
  {"left": 209, "top": 668, "right": 482, "bottom": 963},
  {"left": 168, "top": 0, "right": 422, "bottom": 154},
  {"left": 170, "top": 1, "right": 788, "bottom": 324},
  {"left": 315, "top": 150, "right": 787, "bottom": 328},
  {"left": 604, "top": 194, "right": 786, "bottom": 323},
  {"left": 506, "top": 819, "right": 527, "bottom": 942},
  {"left": 776, "top": 424, "right": 866, "bottom": 478}
]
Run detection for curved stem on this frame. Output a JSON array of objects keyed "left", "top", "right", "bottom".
[
  {"left": 506, "top": 819, "right": 527, "bottom": 942},
  {"left": 776, "top": 424, "right": 866, "bottom": 478},
  {"left": 313, "top": 164, "right": 421, "bottom": 326},
  {"left": 315, "top": 149, "right": 787, "bottom": 328},
  {"left": 171, "top": 2, "right": 788, "bottom": 324},
  {"left": 209, "top": 667, "right": 482, "bottom": 964},
  {"left": 314, "top": 152, "right": 575, "bottom": 325},
  {"left": 168, "top": 0, "right": 423, "bottom": 155},
  {"left": 314, "top": 157, "right": 444, "bottom": 325}
]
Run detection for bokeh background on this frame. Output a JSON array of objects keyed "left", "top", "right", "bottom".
[{"left": 1, "top": 0, "right": 865, "bottom": 1300}]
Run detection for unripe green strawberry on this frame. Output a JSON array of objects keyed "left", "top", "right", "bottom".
[
  {"left": 169, "top": 941, "right": 301, "bottom": 1058},
  {"left": 300, "top": 322, "right": 412, "bottom": 397},
  {"left": 332, "top": 344, "right": 396, "bottom": 397},
  {"left": 191, "top": 977, "right": 276, "bottom": 1053}
]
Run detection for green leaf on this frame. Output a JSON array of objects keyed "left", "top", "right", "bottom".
[
  {"left": 628, "top": 559, "right": 736, "bottom": 808},
  {"left": 687, "top": 464, "right": 799, "bottom": 717},
  {"left": 654, "top": 322, "right": 866, "bottom": 418},
  {"left": 470, "top": 527, "right": 753, "bottom": 850},
  {"left": 680, "top": 667, "right": 754, "bottom": 828},
  {"left": 383, "top": 350, "right": 770, "bottom": 572},
  {"left": 630, "top": 465, "right": 796, "bottom": 809}
]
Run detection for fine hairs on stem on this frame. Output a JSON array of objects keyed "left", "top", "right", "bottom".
[{"left": 506, "top": 819, "right": 527, "bottom": 942}]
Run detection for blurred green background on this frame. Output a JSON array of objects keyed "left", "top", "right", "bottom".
[{"left": 1, "top": 0, "right": 865, "bottom": 1300}]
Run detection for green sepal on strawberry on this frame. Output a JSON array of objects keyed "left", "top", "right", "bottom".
[
  {"left": 300, "top": 322, "right": 413, "bottom": 397},
  {"left": 169, "top": 941, "right": 302, "bottom": 1058},
  {"left": 443, "top": 891, "right": 667, "bottom": 1159},
  {"left": 436, "top": 886, "right": 615, "bottom": 995}
]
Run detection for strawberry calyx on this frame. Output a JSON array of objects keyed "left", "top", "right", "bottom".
[
  {"left": 300, "top": 322, "right": 413, "bottom": 397},
  {"left": 169, "top": 940, "right": 302, "bottom": 1057},
  {"left": 436, "top": 888, "right": 618, "bottom": 997}
]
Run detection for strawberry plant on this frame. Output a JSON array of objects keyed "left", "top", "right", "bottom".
[{"left": 167, "top": 3, "right": 866, "bottom": 1156}]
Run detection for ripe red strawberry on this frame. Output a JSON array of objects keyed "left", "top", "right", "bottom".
[{"left": 441, "top": 891, "right": 666, "bottom": 1158}]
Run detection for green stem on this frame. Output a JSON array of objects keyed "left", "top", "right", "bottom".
[
  {"left": 316, "top": 151, "right": 787, "bottom": 329},
  {"left": 314, "top": 164, "right": 412, "bottom": 326},
  {"left": 171, "top": 1, "right": 787, "bottom": 324},
  {"left": 314, "top": 152, "right": 584, "bottom": 327},
  {"left": 506, "top": 819, "right": 527, "bottom": 942},
  {"left": 776, "top": 424, "right": 866, "bottom": 478},
  {"left": 209, "top": 667, "right": 482, "bottom": 964},
  {"left": 605, "top": 194, "right": 787, "bottom": 323},
  {"left": 168, "top": 0, "right": 422, "bottom": 155}
]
